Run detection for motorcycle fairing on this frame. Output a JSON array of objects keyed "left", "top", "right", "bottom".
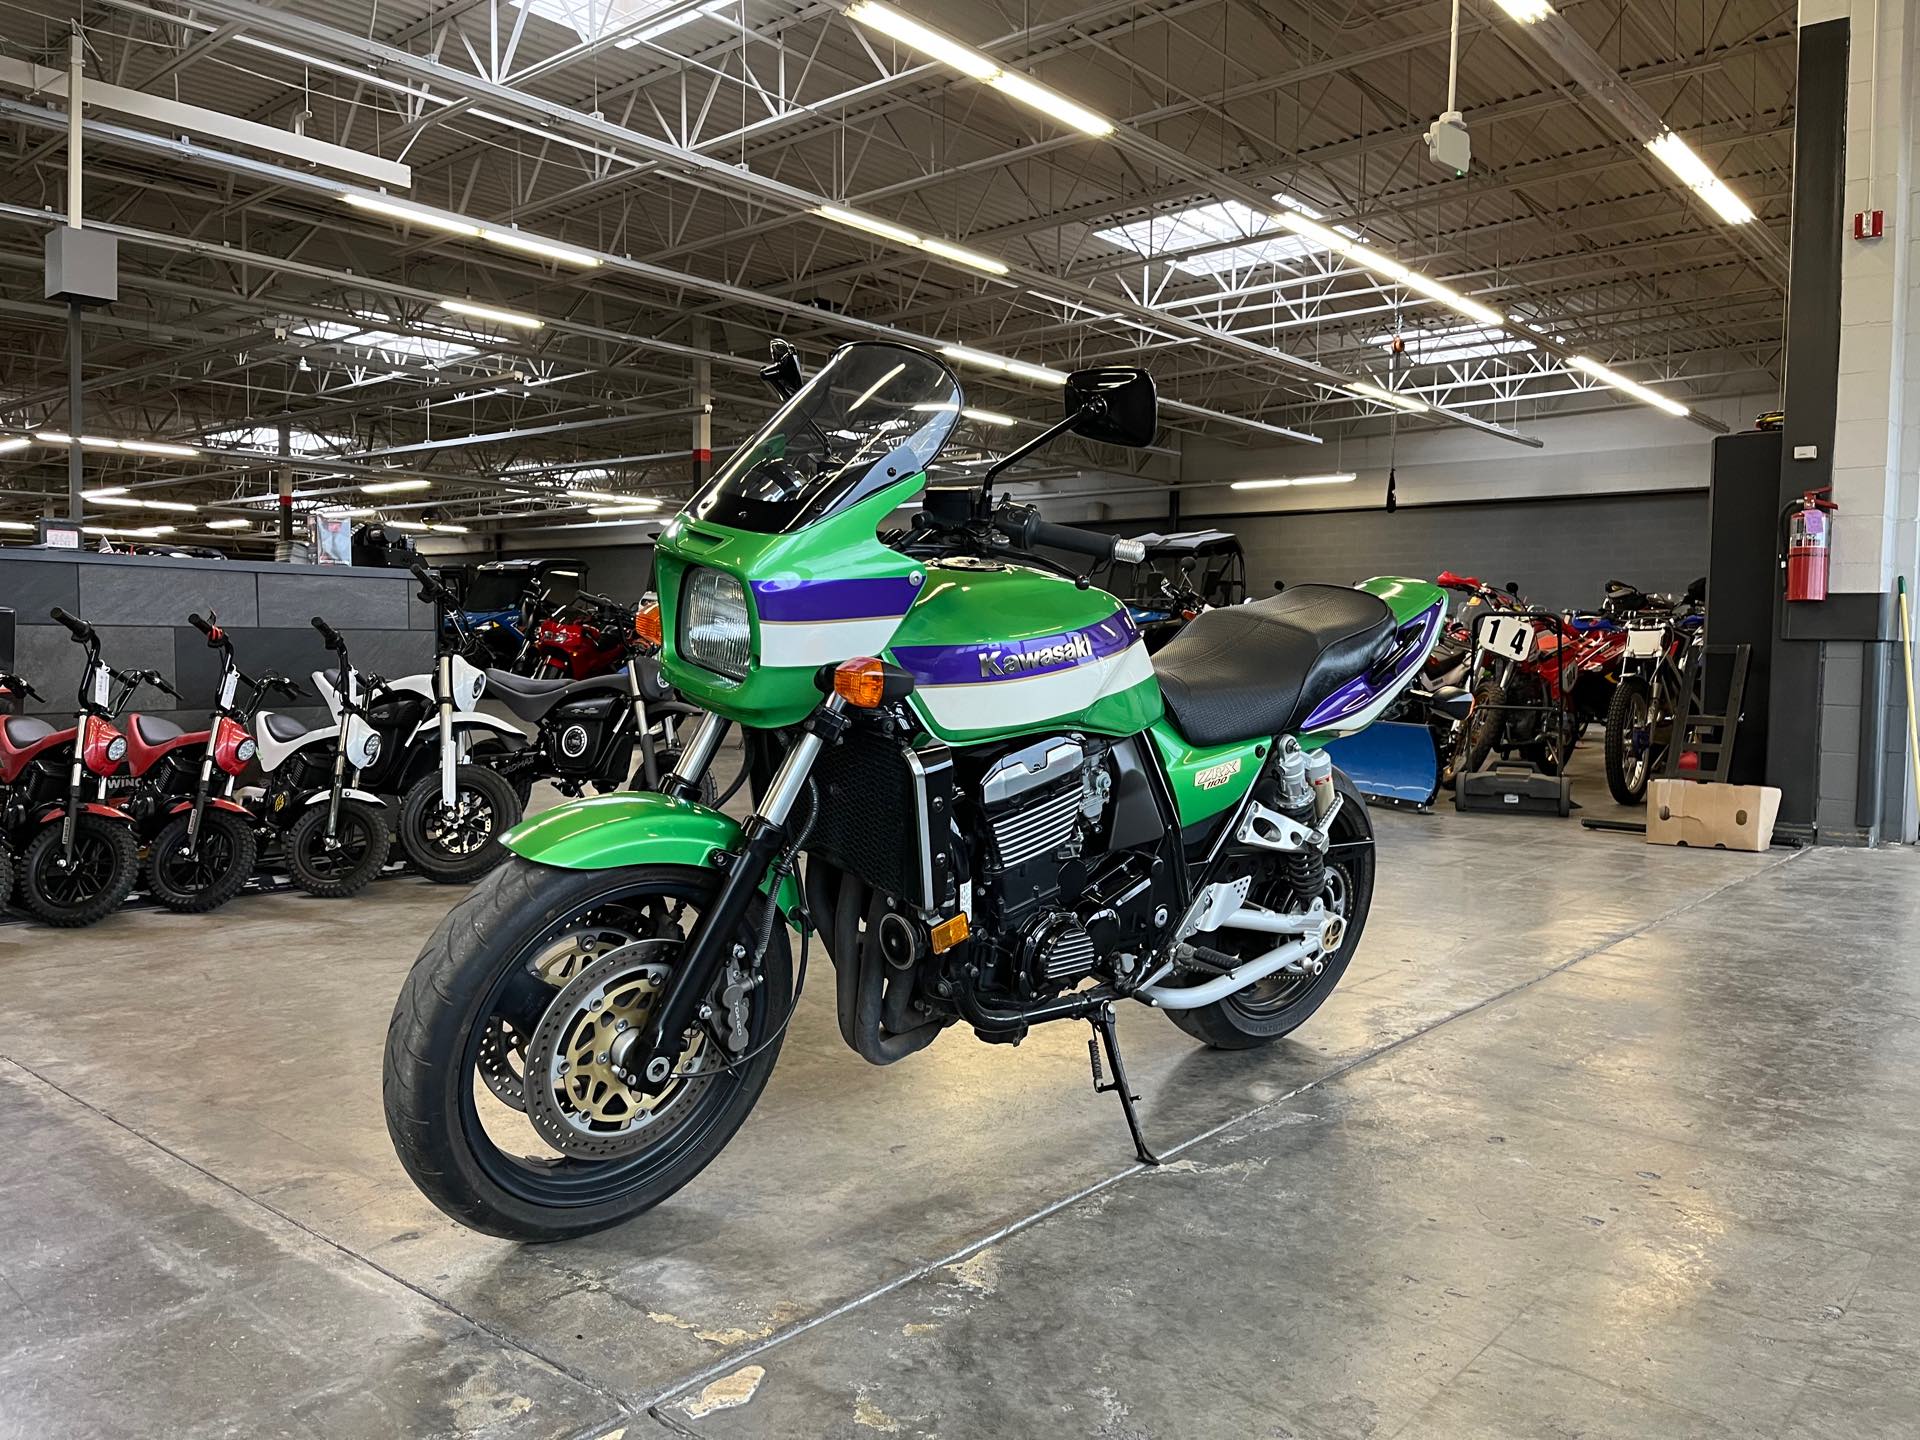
[
  {"left": 1296, "top": 581, "right": 1448, "bottom": 740},
  {"left": 253, "top": 713, "right": 338, "bottom": 772},
  {"left": 501, "top": 789, "right": 804, "bottom": 918},
  {"left": 123, "top": 716, "right": 209, "bottom": 778},
  {"left": 0, "top": 721, "right": 75, "bottom": 784}
]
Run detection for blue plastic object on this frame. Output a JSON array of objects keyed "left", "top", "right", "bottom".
[{"left": 1324, "top": 721, "right": 1439, "bottom": 807}]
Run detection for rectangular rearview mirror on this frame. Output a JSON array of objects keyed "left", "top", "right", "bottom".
[{"left": 1065, "top": 367, "right": 1157, "bottom": 449}]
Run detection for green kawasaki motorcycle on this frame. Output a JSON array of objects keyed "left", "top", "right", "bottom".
[{"left": 385, "top": 340, "right": 1447, "bottom": 1240}]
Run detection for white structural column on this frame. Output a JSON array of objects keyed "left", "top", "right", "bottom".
[{"left": 1810, "top": 0, "right": 1920, "bottom": 599}]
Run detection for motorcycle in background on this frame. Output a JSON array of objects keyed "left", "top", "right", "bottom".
[
  {"left": 0, "top": 610, "right": 142, "bottom": 926},
  {"left": 116, "top": 613, "right": 262, "bottom": 913},
  {"left": 1603, "top": 579, "right": 1707, "bottom": 804},
  {"left": 528, "top": 591, "right": 641, "bottom": 680}
]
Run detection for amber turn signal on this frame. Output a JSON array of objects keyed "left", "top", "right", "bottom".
[
  {"left": 632, "top": 602, "right": 663, "bottom": 648},
  {"left": 930, "top": 913, "right": 970, "bottom": 953},
  {"left": 832, "top": 656, "right": 889, "bottom": 708}
]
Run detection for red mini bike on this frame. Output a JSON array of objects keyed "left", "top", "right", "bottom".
[
  {"left": 0, "top": 609, "right": 141, "bottom": 926},
  {"left": 117, "top": 612, "right": 262, "bottom": 913},
  {"left": 528, "top": 591, "right": 641, "bottom": 679}
]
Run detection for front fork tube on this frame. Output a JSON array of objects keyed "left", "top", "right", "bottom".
[
  {"left": 628, "top": 661, "right": 659, "bottom": 790},
  {"left": 63, "top": 755, "right": 82, "bottom": 858},
  {"left": 438, "top": 654, "right": 457, "bottom": 808},
  {"left": 634, "top": 701, "right": 842, "bottom": 1094},
  {"left": 660, "top": 710, "right": 730, "bottom": 804}
]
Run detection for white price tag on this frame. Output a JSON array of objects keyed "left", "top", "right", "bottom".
[
  {"left": 91, "top": 667, "right": 111, "bottom": 708},
  {"left": 1478, "top": 615, "right": 1536, "bottom": 662}
]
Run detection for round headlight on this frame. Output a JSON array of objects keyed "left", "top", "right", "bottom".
[
  {"left": 107, "top": 737, "right": 127, "bottom": 762},
  {"left": 237, "top": 739, "right": 257, "bottom": 762}
]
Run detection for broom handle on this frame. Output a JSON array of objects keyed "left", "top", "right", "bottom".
[{"left": 1901, "top": 578, "right": 1920, "bottom": 842}]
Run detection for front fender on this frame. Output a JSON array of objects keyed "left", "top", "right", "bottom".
[{"left": 502, "top": 791, "right": 803, "bottom": 919}]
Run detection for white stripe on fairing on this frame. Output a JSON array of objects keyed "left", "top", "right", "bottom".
[
  {"left": 757, "top": 616, "right": 905, "bottom": 668},
  {"left": 911, "top": 643, "right": 1157, "bottom": 732}
]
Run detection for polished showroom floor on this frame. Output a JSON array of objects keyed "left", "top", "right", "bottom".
[{"left": 2, "top": 753, "right": 1916, "bottom": 1439}]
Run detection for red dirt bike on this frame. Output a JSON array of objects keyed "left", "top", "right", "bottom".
[
  {"left": 1422, "top": 572, "right": 1522, "bottom": 785},
  {"left": 0, "top": 610, "right": 142, "bottom": 926},
  {"left": 528, "top": 591, "right": 642, "bottom": 679},
  {"left": 1454, "top": 588, "right": 1625, "bottom": 779},
  {"left": 113, "top": 612, "right": 262, "bottom": 913}
]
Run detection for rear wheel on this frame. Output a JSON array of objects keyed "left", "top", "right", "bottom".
[
  {"left": 1455, "top": 679, "right": 1506, "bottom": 777},
  {"left": 19, "top": 816, "right": 140, "bottom": 927},
  {"left": 1168, "top": 770, "right": 1375, "bottom": 1049},
  {"left": 399, "top": 765, "right": 522, "bottom": 884},
  {"left": 285, "top": 800, "right": 391, "bottom": 897},
  {"left": 383, "top": 859, "right": 792, "bottom": 1240},
  {"left": 145, "top": 810, "right": 259, "bottom": 913}
]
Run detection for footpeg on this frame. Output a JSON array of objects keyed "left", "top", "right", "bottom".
[{"left": 1087, "top": 1003, "right": 1159, "bottom": 1166}]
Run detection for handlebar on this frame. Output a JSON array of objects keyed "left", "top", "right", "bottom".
[
  {"left": 411, "top": 560, "right": 457, "bottom": 606},
  {"left": 49, "top": 607, "right": 96, "bottom": 644},
  {"left": 189, "top": 610, "right": 232, "bottom": 649},
  {"left": 0, "top": 673, "right": 42, "bottom": 702},
  {"left": 997, "top": 505, "right": 1145, "bottom": 564},
  {"left": 311, "top": 616, "right": 346, "bottom": 653}
]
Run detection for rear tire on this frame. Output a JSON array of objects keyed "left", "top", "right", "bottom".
[
  {"left": 285, "top": 800, "right": 391, "bottom": 897},
  {"left": 1167, "top": 769, "right": 1375, "bottom": 1049},
  {"left": 1455, "top": 679, "right": 1506, "bottom": 777},
  {"left": 382, "top": 859, "right": 791, "bottom": 1240},
  {"left": 19, "top": 816, "right": 140, "bottom": 927},
  {"left": 1605, "top": 678, "right": 1655, "bottom": 805},
  {"left": 145, "top": 810, "right": 259, "bottom": 913},
  {"left": 399, "top": 765, "right": 522, "bottom": 884}
]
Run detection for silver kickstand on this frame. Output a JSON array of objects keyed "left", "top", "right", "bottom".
[{"left": 1088, "top": 1002, "right": 1159, "bottom": 1166}]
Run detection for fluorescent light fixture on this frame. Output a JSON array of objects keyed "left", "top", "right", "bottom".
[
  {"left": 1230, "top": 473, "right": 1357, "bottom": 490},
  {"left": 0, "top": 436, "right": 28, "bottom": 455},
  {"left": 362, "top": 478, "right": 432, "bottom": 494},
  {"left": 911, "top": 402, "right": 960, "bottom": 413},
  {"left": 614, "top": 0, "right": 735, "bottom": 47},
  {"left": 479, "top": 227, "right": 603, "bottom": 267},
  {"left": 341, "top": 507, "right": 382, "bottom": 518},
  {"left": 0, "top": 520, "right": 35, "bottom": 531},
  {"left": 81, "top": 487, "right": 129, "bottom": 500},
  {"left": 563, "top": 488, "right": 634, "bottom": 504},
  {"left": 206, "top": 519, "right": 253, "bottom": 529},
  {"left": 1272, "top": 213, "right": 1504, "bottom": 328},
  {"left": 1492, "top": 0, "right": 1555, "bottom": 21},
  {"left": 588, "top": 503, "right": 663, "bottom": 516},
  {"left": 845, "top": 1, "right": 1113, "bottom": 136},
  {"left": 86, "top": 496, "right": 145, "bottom": 507},
  {"left": 987, "top": 71, "right": 1114, "bottom": 137},
  {"left": 429, "top": 522, "right": 469, "bottom": 533},
  {"left": 86, "top": 496, "right": 199, "bottom": 512},
  {"left": 939, "top": 345, "right": 1069, "bottom": 386},
  {"left": 1342, "top": 380, "right": 1430, "bottom": 414},
  {"left": 384, "top": 518, "right": 431, "bottom": 531},
  {"left": 119, "top": 440, "right": 201, "bottom": 457},
  {"left": 1646, "top": 131, "right": 1756, "bottom": 225},
  {"left": 845, "top": 1, "right": 1000, "bottom": 79},
  {"left": 440, "top": 299, "right": 544, "bottom": 330},
  {"left": 817, "top": 205, "right": 920, "bottom": 247},
  {"left": 140, "top": 499, "right": 200, "bottom": 512},
  {"left": 1568, "top": 356, "right": 1690, "bottom": 417},
  {"left": 962, "top": 408, "right": 1016, "bottom": 427},
  {"left": 342, "top": 193, "right": 482, "bottom": 236},
  {"left": 815, "top": 207, "right": 1009, "bottom": 276}
]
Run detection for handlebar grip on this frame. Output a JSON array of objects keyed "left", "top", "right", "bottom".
[
  {"left": 49, "top": 607, "right": 95, "bottom": 643},
  {"left": 189, "top": 612, "right": 212, "bottom": 636},
  {"left": 1017, "top": 510, "right": 1128, "bottom": 563},
  {"left": 310, "top": 616, "right": 345, "bottom": 651}
]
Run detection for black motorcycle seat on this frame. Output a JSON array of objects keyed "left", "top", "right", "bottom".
[
  {"left": 261, "top": 712, "right": 310, "bottom": 742},
  {"left": 132, "top": 713, "right": 186, "bottom": 746},
  {"left": 1153, "top": 585, "right": 1397, "bottom": 745},
  {"left": 484, "top": 668, "right": 626, "bottom": 722},
  {"left": 2, "top": 715, "right": 55, "bottom": 748}
]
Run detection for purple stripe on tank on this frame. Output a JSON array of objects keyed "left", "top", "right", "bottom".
[
  {"left": 892, "top": 613, "right": 1139, "bottom": 686},
  {"left": 750, "top": 575, "right": 923, "bottom": 623}
]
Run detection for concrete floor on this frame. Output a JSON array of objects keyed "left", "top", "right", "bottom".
[{"left": 2, "top": 748, "right": 1916, "bottom": 1439}]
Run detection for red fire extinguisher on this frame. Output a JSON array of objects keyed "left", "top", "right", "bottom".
[{"left": 1783, "top": 488, "right": 1838, "bottom": 602}]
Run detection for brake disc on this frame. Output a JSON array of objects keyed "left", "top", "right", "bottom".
[
  {"left": 522, "top": 940, "right": 714, "bottom": 1159},
  {"left": 477, "top": 915, "right": 641, "bottom": 1112}
]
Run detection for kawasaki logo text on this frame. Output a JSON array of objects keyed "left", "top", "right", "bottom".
[{"left": 978, "top": 632, "right": 1095, "bottom": 678}]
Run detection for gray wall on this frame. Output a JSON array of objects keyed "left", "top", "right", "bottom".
[
  {"left": 0, "top": 549, "right": 437, "bottom": 731},
  {"left": 1136, "top": 491, "right": 1708, "bottom": 613}
]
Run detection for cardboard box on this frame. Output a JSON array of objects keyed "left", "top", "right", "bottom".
[{"left": 1647, "top": 778, "right": 1781, "bottom": 852}]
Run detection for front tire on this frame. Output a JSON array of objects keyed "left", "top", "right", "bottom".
[
  {"left": 19, "top": 816, "right": 140, "bottom": 927},
  {"left": 398, "top": 765, "right": 522, "bottom": 884},
  {"left": 383, "top": 859, "right": 791, "bottom": 1241},
  {"left": 145, "top": 810, "right": 259, "bottom": 913},
  {"left": 1605, "top": 677, "right": 1657, "bottom": 805},
  {"left": 285, "top": 800, "right": 392, "bottom": 897},
  {"left": 1454, "top": 679, "right": 1506, "bottom": 777},
  {"left": 1167, "top": 769, "right": 1375, "bottom": 1049}
]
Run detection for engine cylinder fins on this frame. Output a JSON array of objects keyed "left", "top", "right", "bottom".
[
  {"left": 1018, "top": 910, "right": 1098, "bottom": 993},
  {"left": 988, "top": 784, "right": 1084, "bottom": 869}
]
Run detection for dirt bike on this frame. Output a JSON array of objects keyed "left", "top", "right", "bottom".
[
  {"left": 382, "top": 340, "right": 1446, "bottom": 1241},
  {"left": 0, "top": 610, "right": 142, "bottom": 926},
  {"left": 1602, "top": 579, "right": 1707, "bottom": 804},
  {"left": 112, "top": 612, "right": 261, "bottom": 913},
  {"left": 1453, "top": 587, "right": 1621, "bottom": 779}
]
